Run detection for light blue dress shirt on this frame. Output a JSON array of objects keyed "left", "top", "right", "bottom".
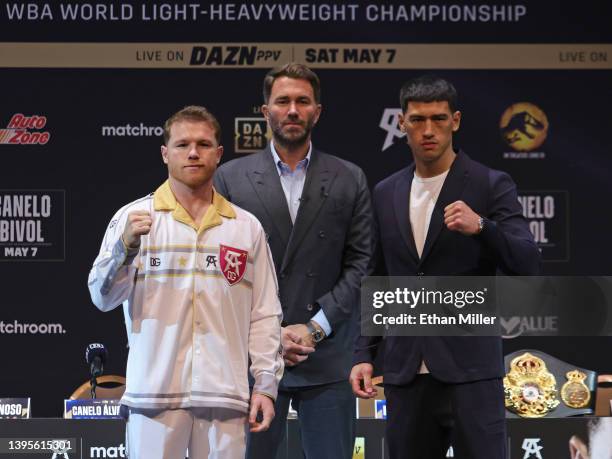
[{"left": 270, "top": 142, "right": 332, "bottom": 336}]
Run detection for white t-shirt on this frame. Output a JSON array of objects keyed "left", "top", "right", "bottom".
[
  {"left": 410, "top": 170, "right": 449, "bottom": 258},
  {"left": 409, "top": 169, "right": 449, "bottom": 373}
]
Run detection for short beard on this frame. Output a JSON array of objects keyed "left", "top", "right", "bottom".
[{"left": 271, "top": 121, "right": 313, "bottom": 150}]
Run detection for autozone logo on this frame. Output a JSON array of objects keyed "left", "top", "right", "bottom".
[{"left": 0, "top": 114, "right": 50, "bottom": 145}]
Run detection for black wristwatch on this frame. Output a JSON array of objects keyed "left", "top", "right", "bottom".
[{"left": 306, "top": 320, "right": 326, "bottom": 344}]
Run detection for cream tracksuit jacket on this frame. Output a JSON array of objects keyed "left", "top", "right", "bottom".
[{"left": 88, "top": 181, "right": 283, "bottom": 412}]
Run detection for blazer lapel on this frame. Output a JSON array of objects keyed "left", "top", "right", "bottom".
[
  {"left": 246, "top": 149, "right": 293, "bottom": 247},
  {"left": 393, "top": 166, "right": 419, "bottom": 263},
  {"left": 419, "top": 151, "right": 470, "bottom": 264},
  {"left": 281, "top": 150, "right": 335, "bottom": 272}
]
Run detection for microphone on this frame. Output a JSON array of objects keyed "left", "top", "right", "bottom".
[
  {"left": 85, "top": 343, "right": 108, "bottom": 398},
  {"left": 85, "top": 343, "right": 108, "bottom": 378}
]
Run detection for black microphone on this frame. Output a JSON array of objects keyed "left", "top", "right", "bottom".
[{"left": 85, "top": 343, "right": 108, "bottom": 378}]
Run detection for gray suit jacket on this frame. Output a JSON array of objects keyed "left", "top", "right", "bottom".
[{"left": 215, "top": 146, "right": 373, "bottom": 387}]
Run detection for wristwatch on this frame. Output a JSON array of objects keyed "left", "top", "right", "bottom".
[
  {"left": 477, "top": 216, "right": 485, "bottom": 234},
  {"left": 306, "top": 320, "right": 326, "bottom": 344}
]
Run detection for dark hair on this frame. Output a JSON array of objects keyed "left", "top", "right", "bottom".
[
  {"left": 163, "top": 105, "right": 221, "bottom": 145},
  {"left": 263, "top": 63, "right": 321, "bottom": 104},
  {"left": 399, "top": 75, "right": 458, "bottom": 113}
]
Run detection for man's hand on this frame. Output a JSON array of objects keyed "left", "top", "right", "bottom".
[
  {"left": 444, "top": 200, "right": 481, "bottom": 236},
  {"left": 122, "top": 211, "right": 152, "bottom": 248},
  {"left": 249, "top": 393, "right": 275, "bottom": 432},
  {"left": 349, "top": 363, "right": 377, "bottom": 399},
  {"left": 281, "top": 326, "right": 314, "bottom": 367},
  {"left": 286, "top": 323, "right": 316, "bottom": 347}
]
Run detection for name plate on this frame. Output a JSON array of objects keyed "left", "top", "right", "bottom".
[
  {"left": 64, "top": 399, "right": 122, "bottom": 419},
  {"left": 0, "top": 398, "right": 30, "bottom": 419}
]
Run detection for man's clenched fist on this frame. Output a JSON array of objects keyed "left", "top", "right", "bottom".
[
  {"left": 443, "top": 200, "right": 481, "bottom": 236},
  {"left": 122, "top": 211, "right": 152, "bottom": 249}
]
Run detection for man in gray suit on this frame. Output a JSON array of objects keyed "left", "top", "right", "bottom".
[{"left": 214, "top": 63, "right": 372, "bottom": 459}]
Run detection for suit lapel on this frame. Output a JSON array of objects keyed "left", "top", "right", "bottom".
[
  {"left": 281, "top": 150, "right": 335, "bottom": 272},
  {"left": 419, "top": 151, "right": 470, "bottom": 264},
  {"left": 246, "top": 148, "right": 292, "bottom": 247},
  {"left": 393, "top": 166, "right": 419, "bottom": 263}
]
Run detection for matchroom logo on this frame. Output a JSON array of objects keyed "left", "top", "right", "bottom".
[
  {"left": 0, "top": 320, "right": 66, "bottom": 335},
  {"left": 0, "top": 113, "right": 50, "bottom": 145},
  {"left": 101, "top": 123, "right": 163, "bottom": 137},
  {"left": 500, "top": 103, "right": 549, "bottom": 159},
  {"left": 89, "top": 443, "right": 127, "bottom": 458}
]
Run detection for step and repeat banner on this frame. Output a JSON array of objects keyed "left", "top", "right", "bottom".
[
  {"left": 0, "top": 418, "right": 605, "bottom": 459},
  {"left": 0, "top": 0, "right": 611, "bottom": 416}
]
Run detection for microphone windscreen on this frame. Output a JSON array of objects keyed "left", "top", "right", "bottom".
[{"left": 85, "top": 343, "right": 108, "bottom": 365}]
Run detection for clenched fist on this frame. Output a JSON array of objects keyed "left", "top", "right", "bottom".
[
  {"left": 122, "top": 211, "right": 152, "bottom": 249},
  {"left": 444, "top": 200, "right": 481, "bottom": 236}
]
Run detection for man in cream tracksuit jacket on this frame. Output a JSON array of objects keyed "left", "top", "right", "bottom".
[{"left": 88, "top": 106, "right": 283, "bottom": 459}]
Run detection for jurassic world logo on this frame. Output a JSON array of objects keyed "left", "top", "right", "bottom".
[{"left": 500, "top": 103, "right": 549, "bottom": 159}]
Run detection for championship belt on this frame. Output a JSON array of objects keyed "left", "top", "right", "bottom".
[
  {"left": 503, "top": 350, "right": 597, "bottom": 418},
  {"left": 504, "top": 352, "right": 559, "bottom": 418}
]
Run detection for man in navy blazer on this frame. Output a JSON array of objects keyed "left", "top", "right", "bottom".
[
  {"left": 350, "top": 76, "right": 540, "bottom": 459},
  {"left": 215, "top": 64, "right": 372, "bottom": 459}
]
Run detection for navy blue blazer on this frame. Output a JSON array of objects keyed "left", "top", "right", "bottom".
[{"left": 354, "top": 150, "right": 540, "bottom": 384}]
